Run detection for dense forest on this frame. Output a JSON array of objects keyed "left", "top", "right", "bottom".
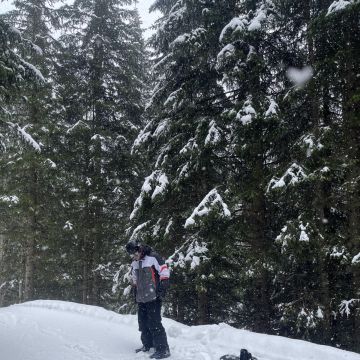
[{"left": 0, "top": 0, "right": 359, "bottom": 353}]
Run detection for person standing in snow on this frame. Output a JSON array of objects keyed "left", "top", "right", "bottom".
[{"left": 126, "top": 240, "right": 171, "bottom": 359}]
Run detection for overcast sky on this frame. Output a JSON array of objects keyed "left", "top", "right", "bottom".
[
  {"left": 0, "top": 0, "right": 159, "bottom": 37},
  {"left": 136, "top": 0, "right": 159, "bottom": 35}
]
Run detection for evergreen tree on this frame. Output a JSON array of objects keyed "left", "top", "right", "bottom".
[
  {"left": 1, "top": 0, "right": 359, "bottom": 352},
  {"left": 0, "top": 0, "right": 60, "bottom": 303},
  {"left": 55, "top": 0, "right": 147, "bottom": 306},
  {"left": 215, "top": 0, "right": 289, "bottom": 333},
  {"left": 255, "top": 0, "right": 360, "bottom": 350},
  {"left": 129, "top": 0, "right": 237, "bottom": 324},
  {"left": 129, "top": 0, "right": 360, "bottom": 351},
  {"left": 307, "top": 2, "right": 360, "bottom": 350}
]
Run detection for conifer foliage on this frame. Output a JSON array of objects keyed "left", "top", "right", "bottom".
[
  {"left": 0, "top": 0, "right": 147, "bottom": 308},
  {"left": 0, "top": 0, "right": 359, "bottom": 353},
  {"left": 128, "top": 0, "right": 360, "bottom": 351},
  {"left": 129, "top": 0, "right": 236, "bottom": 324},
  {"left": 55, "top": 0, "right": 147, "bottom": 306}
]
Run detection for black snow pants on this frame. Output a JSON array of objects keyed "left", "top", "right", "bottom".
[{"left": 138, "top": 298, "right": 169, "bottom": 352}]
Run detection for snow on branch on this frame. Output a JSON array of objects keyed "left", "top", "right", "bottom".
[
  {"left": 267, "top": 163, "right": 307, "bottom": 192},
  {"left": 236, "top": 98, "right": 256, "bottom": 125},
  {"left": 44, "top": 159, "right": 57, "bottom": 169},
  {"left": 265, "top": 98, "right": 279, "bottom": 117},
  {"left": 297, "top": 307, "right": 322, "bottom": 329},
  {"left": 219, "top": 3, "right": 270, "bottom": 42},
  {"left": 0, "top": 195, "right": 19, "bottom": 205},
  {"left": 130, "top": 195, "right": 143, "bottom": 220},
  {"left": 167, "top": 238, "right": 209, "bottom": 270},
  {"left": 302, "top": 134, "right": 324, "bottom": 157},
  {"left": 152, "top": 174, "right": 169, "bottom": 200},
  {"left": 339, "top": 299, "right": 360, "bottom": 317},
  {"left": 19, "top": 59, "right": 45, "bottom": 83},
  {"left": 180, "top": 137, "right": 198, "bottom": 155},
  {"left": 66, "top": 120, "right": 90, "bottom": 134},
  {"left": 164, "top": 89, "right": 182, "bottom": 110},
  {"left": 329, "top": 246, "right": 348, "bottom": 260},
  {"left": 205, "top": 120, "right": 221, "bottom": 146},
  {"left": 216, "top": 43, "right": 238, "bottom": 70},
  {"left": 248, "top": 6, "right": 267, "bottom": 31},
  {"left": 219, "top": 16, "right": 248, "bottom": 42},
  {"left": 352, "top": 252, "right": 360, "bottom": 264},
  {"left": 327, "top": 0, "right": 358, "bottom": 15},
  {"left": 129, "top": 221, "right": 150, "bottom": 241},
  {"left": 8, "top": 122, "right": 41, "bottom": 152},
  {"left": 131, "top": 120, "right": 154, "bottom": 153},
  {"left": 170, "top": 27, "right": 206, "bottom": 48},
  {"left": 164, "top": 1, "right": 186, "bottom": 29},
  {"left": 185, "top": 188, "right": 231, "bottom": 228},
  {"left": 130, "top": 171, "right": 169, "bottom": 220},
  {"left": 153, "top": 119, "right": 169, "bottom": 138},
  {"left": 63, "top": 221, "right": 73, "bottom": 231},
  {"left": 275, "top": 220, "right": 312, "bottom": 253},
  {"left": 299, "top": 222, "right": 310, "bottom": 242}
]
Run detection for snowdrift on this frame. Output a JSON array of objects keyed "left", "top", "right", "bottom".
[{"left": 0, "top": 300, "right": 359, "bottom": 360}]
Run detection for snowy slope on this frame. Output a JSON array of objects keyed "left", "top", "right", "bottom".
[{"left": 0, "top": 301, "right": 359, "bottom": 360}]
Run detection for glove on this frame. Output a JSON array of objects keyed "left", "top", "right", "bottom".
[{"left": 157, "top": 279, "right": 170, "bottom": 299}]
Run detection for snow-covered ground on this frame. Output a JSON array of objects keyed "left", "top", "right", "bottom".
[{"left": 0, "top": 300, "right": 359, "bottom": 360}]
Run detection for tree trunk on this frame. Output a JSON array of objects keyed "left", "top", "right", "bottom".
[
  {"left": 249, "top": 152, "right": 271, "bottom": 333},
  {"left": 24, "top": 235, "right": 35, "bottom": 301},
  {"left": 197, "top": 287, "right": 209, "bottom": 325},
  {"left": 0, "top": 234, "right": 5, "bottom": 306},
  {"left": 82, "top": 233, "right": 92, "bottom": 304},
  {"left": 24, "top": 168, "right": 39, "bottom": 302},
  {"left": 342, "top": 11, "right": 360, "bottom": 351}
]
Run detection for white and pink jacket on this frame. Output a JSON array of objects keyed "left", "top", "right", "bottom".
[{"left": 131, "top": 252, "right": 170, "bottom": 303}]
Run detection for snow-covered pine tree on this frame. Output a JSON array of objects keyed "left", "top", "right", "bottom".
[
  {"left": 306, "top": 2, "right": 360, "bottom": 350},
  {"left": 55, "top": 0, "right": 147, "bottom": 306},
  {"left": 260, "top": 0, "right": 332, "bottom": 342},
  {"left": 0, "top": 0, "right": 62, "bottom": 302},
  {"left": 0, "top": 14, "right": 58, "bottom": 305},
  {"left": 215, "top": 0, "right": 294, "bottom": 333},
  {"left": 128, "top": 0, "right": 237, "bottom": 324},
  {"left": 229, "top": 0, "right": 337, "bottom": 343},
  {"left": 265, "top": 0, "right": 360, "bottom": 350}
]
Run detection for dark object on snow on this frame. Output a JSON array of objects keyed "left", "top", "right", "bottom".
[
  {"left": 149, "top": 348, "right": 171, "bottom": 359},
  {"left": 135, "top": 345, "right": 151, "bottom": 353},
  {"left": 240, "top": 349, "right": 256, "bottom": 360},
  {"left": 220, "top": 349, "right": 256, "bottom": 360}
]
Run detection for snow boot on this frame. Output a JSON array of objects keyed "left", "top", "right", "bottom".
[
  {"left": 135, "top": 345, "right": 151, "bottom": 353},
  {"left": 149, "top": 348, "right": 171, "bottom": 359}
]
